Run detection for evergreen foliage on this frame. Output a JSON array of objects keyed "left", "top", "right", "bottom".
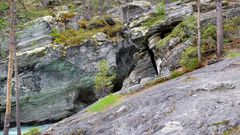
[
  {"left": 180, "top": 46, "right": 200, "bottom": 71},
  {"left": 95, "top": 60, "right": 116, "bottom": 99}
]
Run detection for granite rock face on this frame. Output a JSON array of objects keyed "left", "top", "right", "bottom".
[{"left": 44, "top": 58, "right": 240, "bottom": 135}]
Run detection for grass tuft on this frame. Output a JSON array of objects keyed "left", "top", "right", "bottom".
[
  {"left": 225, "top": 52, "right": 240, "bottom": 58},
  {"left": 88, "top": 94, "right": 122, "bottom": 112}
]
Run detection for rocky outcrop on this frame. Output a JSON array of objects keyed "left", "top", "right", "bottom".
[
  {"left": 44, "top": 58, "right": 240, "bottom": 135},
  {"left": 0, "top": 16, "right": 138, "bottom": 127}
]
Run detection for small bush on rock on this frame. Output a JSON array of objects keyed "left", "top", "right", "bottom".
[
  {"left": 202, "top": 24, "right": 216, "bottom": 52},
  {"left": 180, "top": 46, "right": 200, "bottom": 71},
  {"left": 224, "top": 17, "right": 240, "bottom": 42},
  {"left": 95, "top": 60, "right": 116, "bottom": 99}
]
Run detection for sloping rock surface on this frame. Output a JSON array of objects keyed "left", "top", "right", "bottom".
[{"left": 44, "top": 58, "right": 240, "bottom": 135}]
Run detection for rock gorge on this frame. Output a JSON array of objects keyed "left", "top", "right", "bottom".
[{"left": 0, "top": 0, "right": 240, "bottom": 134}]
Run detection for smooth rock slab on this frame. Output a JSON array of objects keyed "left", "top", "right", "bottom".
[{"left": 43, "top": 58, "right": 240, "bottom": 135}]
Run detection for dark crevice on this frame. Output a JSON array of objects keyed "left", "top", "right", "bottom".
[
  {"left": 113, "top": 40, "right": 139, "bottom": 92},
  {"left": 147, "top": 48, "right": 159, "bottom": 75}
]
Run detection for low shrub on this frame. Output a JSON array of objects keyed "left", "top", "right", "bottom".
[{"left": 180, "top": 46, "right": 200, "bottom": 71}]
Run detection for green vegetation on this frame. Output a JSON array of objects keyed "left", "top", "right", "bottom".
[
  {"left": 142, "top": 2, "right": 166, "bottom": 27},
  {"left": 18, "top": 9, "right": 53, "bottom": 23},
  {"left": 23, "top": 127, "right": 41, "bottom": 135},
  {"left": 225, "top": 52, "right": 240, "bottom": 58},
  {"left": 95, "top": 60, "right": 116, "bottom": 99},
  {"left": 0, "top": 1, "right": 8, "bottom": 13},
  {"left": 0, "top": 18, "right": 8, "bottom": 31},
  {"left": 88, "top": 94, "right": 122, "bottom": 112},
  {"left": 51, "top": 29, "right": 101, "bottom": 46},
  {"left": 180, "top": 46, "right": 200, "bottom": 71},
  {"left": 224, "top": 17, "right": 240, "bottom": 42},
  {"left": 170, "top": 70, "right": 185, "bottom": 78},
  {"left": 202, "top": 24, "right": 216, "bottom": 52},
  {"left": 0, "top": 49, "right": 7, "bottom": 60},
  {"left": 201, "top": 17, "right": 240, "bottom": 52},
  {"left": 224, "top": 126, "right": 240, "bottom": 135},
  {"left": 157, "top": 16, "right": 196, "bottom": 49},
  {"left": 208, "top": 120, "right": 230, "bottom": 127},
  {"left": 52, "top": 16, "right": 123, "bottom": 46}
]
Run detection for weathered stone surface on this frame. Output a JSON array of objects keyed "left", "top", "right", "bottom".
[
  {"left": 0, "top": 36, "right": 138, "bottom": 127},
  {"left": 17, "top": 16, "right": 54, "bottom": 52},
  {"left": 128, "top": 1, "right": 193, "bottom": 47},
  {"left": 147, "top": 2, "right": 193, "bottom": 38},
  {"left": 156, "top": 39, "right": 193, "bottom": 76},
  {"left": 122, "top": 51, "right": 156, "bottom": 89},
  {"left": 121, "top": 1, "right": 152, "bottom": 23},
  {"left": 44, "top": 58, "right": 240, "bottom": 135},
  {"left": 201, "top": 4, "right": 240, "bottom": 25}
]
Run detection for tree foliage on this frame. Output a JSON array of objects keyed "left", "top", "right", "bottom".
[{"left": 95, "top": 60, "right": 116, "bottom": 99}]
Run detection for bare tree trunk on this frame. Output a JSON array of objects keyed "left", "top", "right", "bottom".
[
  {"left": 197, "top": 0, "right": 201, "bottom": 63},
  {"left": 165, "top": 0, "right": 169, "bottom": 4},
  {"left": 99, "top": 0, "right": 104, "bottom": 16},
  {"left": 14, "top": 43, "right": 21, "bottom": 135},
  {"left": 216, "top": 0, "right": 223, "bottom": 58},
  {"left": 87, "top": 0, "right": 91, "bottom": 20},
  {"left": 3, "top": 0, "right": 15, "bottom": 134}
]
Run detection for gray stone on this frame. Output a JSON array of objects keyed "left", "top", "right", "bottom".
[
  {"left": 121, "top": 1, "right": 152, "bottom": 23},
  {"left": 43, "top": 58, "right": 240, "bottom": 135},
  {"left": 122, "top": 51, "right": 156, "bottom": 89},
  {"left": 0, "top": 38, "right": 138, "bottom": 127}
]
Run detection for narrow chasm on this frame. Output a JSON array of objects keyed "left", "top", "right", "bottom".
[{"left": 147, "top": 48, "right": 159, "bottom": 75}]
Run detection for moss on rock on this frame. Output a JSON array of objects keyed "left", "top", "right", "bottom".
[{"left": 157, "top": 16, "right": 196, "bottom": 49}]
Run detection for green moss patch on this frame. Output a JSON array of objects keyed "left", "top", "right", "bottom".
[
  {"left": 157, "top": 16, "right": 196, "bottom": 49},
  {"left": 208, "top": 120, "right": 230, "bottom": 127},
  {"left": 224, "top": 126, "right": 240, "bottom": 135},
  {"left": 170, "top": 70, "right": 185, "bottom": 79},
  {"left": 87, "top": 94, "right": 122, "bottom": 112},
  {"left": 52, "top": 16, "right": 123, "bottom": 46},
  {"left": 142, "top": 3, "right": 166, "bottom": 27}
]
